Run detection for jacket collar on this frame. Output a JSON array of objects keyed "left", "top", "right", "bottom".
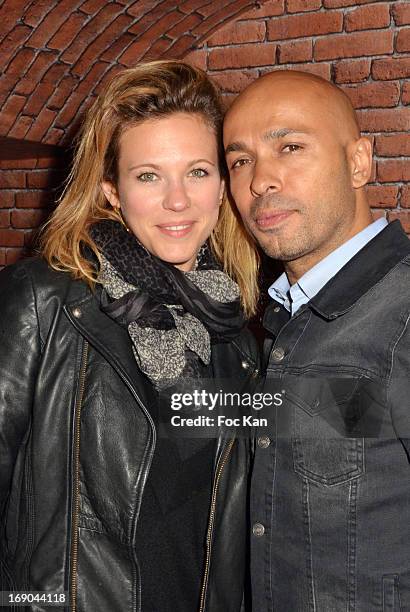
[{"left": 308, "top": 220, "right": 410, "bottom": 319}]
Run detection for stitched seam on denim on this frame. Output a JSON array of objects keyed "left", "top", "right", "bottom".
[
  {"left": 386, "top": 310, "right": 410, "bottom": 431},
  {"left": 302, "top": 478, "right": 316, "bottom": 611},
  {"left": 282, "top": 311, "right": 312, "bottom": 362},
  {"left": 346, "top": 479, "right": 358, "bottom": 612}
]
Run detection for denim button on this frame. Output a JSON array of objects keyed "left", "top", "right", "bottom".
[
  {"left": 72, "top": 307, "right": 82, "bottom": 318},
  {"left": 257, "top": 436, "right": 271, "bottom": 449},
  {"left": 271, "top": 347, "right": 285, "bottom": 362},
  {"left": 252, "top": 522, "right": 265, "bottom": 537},
  {"left": 273, "top": 306, "right": 280, "bottom": 313},
  {"left": 241, "top": 360, "right": 250, "bottom": 369}
]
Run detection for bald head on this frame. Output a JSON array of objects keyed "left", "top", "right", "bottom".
[
  {"left": 226, "top": 70, "right": 361, "bottom": 145},
  {"left": 223, "top": 69, "right": 373, "bottom": 282}
]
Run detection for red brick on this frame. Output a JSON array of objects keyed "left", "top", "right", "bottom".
[
  {"left": 54, "top": 92, "right": 84, "bottom": 128},
  {"left": 35, "top": 157, "right": 59, "bottom": 169},
  {"left": 75, "top": 62, "right": 109, "bottom": 94},
  {"left": 401, "top": 185, "right": 410, "bottom": 207},
  {"left": 15, "top": 51, "right": 59, "bottom": 95},
  {"left": 6, "top": 248, "right": 25, "bottom": 264},
  {"left": 11, "top": 209, "right": 48, "bottom": 229},
  {"left": 0, "top": 192, "right": 14, "bottom": 208},
  {"left": 43, "top": 128, "right": 64, "bottom": 145},
  {"left": 47, "top": 11, "right": 88, "bottom": 50},
  {"left": 388, "top": 211, "right": 410, "bottom": 232},
  {"left": 264, "top": 62, "right": 332, "bottom": 80},
  {"left": 357, "top": 108, "right": 410, "bottom": 132},
  {"left": 372, "top": 57, "right": 410, "bottom": 80},
  {"left": 47, "top": 75, "right": 78, "bottom": 111},
  {"left": 8, "top": 116, "right": 34, "bottom": 140},
  {"left": 0, "top": 0, "right": 31, "bottom": 38},
  {"left": 315, "top": 30, "right": 393, "bottom": 60},
  {"left": 191, "top": 0, "right": 256, "bottom": 37},
  {"left": 278, "top": 39, "right": 313, "bottom": 63},
  {"left": 42, "top": 62, "right": 68, "bottom": 84},
  {"left": 23, "top": 83, "right": 55, "bottom": 116},
  {"left": 324, "top": 0, "right": 378, "bottom": 6},
  {"left": 26, "top": 0, "right": 84, "bottom": 47},
  {"left": 240, "top": 0, "right": 284, "bottom": 19},
  {"left": 268, "top": 11, "right": 342, "bottom": 40},
  {"left": 375, "top": 134, "right": 410, "bottom": 157},
  {"left": 142, "top": 37, "right": 175, "bottom": 61},
  {"left": 403, "top": 82, "right": 410, "bottom": 105},
  {"left": 0, "top": 171, "right": 25, "bottom": 189},
  {"left": 371, "top": 210, "right": 387, "bottom": 221},
  {"left": 167, "top": 13, "right": 203, "bottom": 39},
  {"left": 366, "top": 185, "right": 399, "bottom": 208},
  {"left": 392, "top": 2, "right": 410, "bottom": 26},
  {"left": 80, "top": 0, "right": 106, "bottom": 14},
  {"left": 26, "top": 108, "right": 57, "bottom": 141},
  {"left": 0, "top": 73, "right": 19, "bottom": 107},
  {"left": 0, "top": 210, "right": 10, "bottom": 228},
  {"left": 287, "top": 0, "right": 321, "bottom": 12},
  {"left": 396, "top": 28, "right": 410, "bottom": 53},
  {"left": 0, "top": 229, "right": 25, "bottom": 247},
  {"left": 209, "top": 42, "right": 276, "bottom": 70},
  {"left": 184, "top": 49, "right": 207, "bottom": 71},
  {"left": 100, "top": 32, "right": 134, "bottom": 62},
  {"left": 122, "top": 13, "right": 185, "bottom": 64},
  {"left": 0, "top": 159, "right": 37, "bottom": 170},
  {"left": 378, "top": 159, "right": 410, "bottom": 182},
  {"left": 15, "top": 191, "right": 45, "bottom": 209},
  {"left": 0, "top": 25, "right": 32, "bottom": 67},
  {"left": 22, "top": 0, "right": 55, "bottom": 27},
  {"left": 0, "top": 95, "right": 26, "bottom": 136},
  {"left": 71, "top": 14, "right": 132, "bottom": 77},
  {"left": 334, "top": 59, "right": 371, "bottom": 83},
  {"left": 210, "top": 69, "right": 258, "bottom": 93},
  {"left": 208, "top": 20, "right": 265, "bottom": 46},
  {"left": 345, "top": 3, "right": 390, "bottom": 32},
  {"left": 161, "top": 35, "right": 196, "bottom": 60},
  {"left": 27, "top": 170, "right": 54, "bottom": 189},
  {"left": 6, "top": 48, "right": 35, "bottom": 76},
  {"left": 341, "top": 81, "right": 400, "bottom": 109},
  {"left": 0, "top": 249, "right": 5, "bottom": 266},
  {"left": 94, "top": 64, "right": 123, "bottom": 95},
  {"left": 126, "top": 0, "right": 162, "bottom": 18}
]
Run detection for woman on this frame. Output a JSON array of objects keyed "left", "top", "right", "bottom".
[{"left": 0, "top": 61, "right": 259, "bottom": 612}]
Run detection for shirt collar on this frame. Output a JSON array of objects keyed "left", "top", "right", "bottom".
[{"left": 269, "top": 218, "right": 388, "bottom": 313}]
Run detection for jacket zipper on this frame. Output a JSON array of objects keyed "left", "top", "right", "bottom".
[
  {"left": 198, "top": 438, "right": 235, "bottom": 612},
  {"left": 70, "top": 339, "right": 89, "bottom": 612}
]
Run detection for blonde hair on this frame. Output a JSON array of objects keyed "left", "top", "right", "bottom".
[{"left": 40, "top": 60, "right": 259, "bottom": 316}]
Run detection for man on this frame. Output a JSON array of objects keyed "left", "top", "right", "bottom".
[{"left": 224, "top": 71, "right": 410, "bottom": 611}]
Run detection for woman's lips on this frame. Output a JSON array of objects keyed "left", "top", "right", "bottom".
[
  {"left": 255, "top": 210, "right": 294, "bottom": 229},
  {"left": 156, "top": 221, "right": 195, "bottom": 238}
]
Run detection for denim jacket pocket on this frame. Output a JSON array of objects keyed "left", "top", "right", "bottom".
[{"left": 286, "top": 377, "right": 365, "bottom": 486}]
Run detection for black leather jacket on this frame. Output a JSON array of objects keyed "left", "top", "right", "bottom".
[{"left": 0, "top": 258, "right": 258, "bottom": 612}]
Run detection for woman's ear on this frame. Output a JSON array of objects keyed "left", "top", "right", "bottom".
[
  {"left": 101, "top": 181, "right": 120, "bottom": 209},
  {"left": 349, "top": 137, "right": 373, "bottom": 189}
]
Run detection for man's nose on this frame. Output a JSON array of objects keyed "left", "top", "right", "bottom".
[
  {"left": 250, "top": 158, "right": 283, "bottom": 198},
  {"left": 162, "top": 181, "right": 191, "bottom": 212}
]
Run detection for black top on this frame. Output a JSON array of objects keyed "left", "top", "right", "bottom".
[{"left": 136, "top": 394, "right": 215, "bottom": 612}]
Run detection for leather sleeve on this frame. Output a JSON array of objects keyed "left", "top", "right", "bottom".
[{"left": 0, "top": 262, "right": 41, "bottom": 518}]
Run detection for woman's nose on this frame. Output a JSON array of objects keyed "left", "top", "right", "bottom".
[{"left": 162, "top": 182, "right": 191, "bottom": 212}]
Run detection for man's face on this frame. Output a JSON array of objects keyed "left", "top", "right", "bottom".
[{"left": 224, "top": 79, "right": 359, "bottom": 271}]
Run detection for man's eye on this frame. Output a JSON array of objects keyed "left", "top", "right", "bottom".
[
  {"left": 137, "top": 172, "right": 158, "bottom": 182},
  {"left": 190, "top": 168, "right": 208, "bottom": 178},
  {"left": 283, "top": 144, "right": 302, "bottom": 153},
  {"left": 231, "top": 158, "right": 250, "bottom": 169}
]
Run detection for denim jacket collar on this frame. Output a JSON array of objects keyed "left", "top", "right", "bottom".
[{"left": 308, "top": 220, "right": 410, "bottom": 320}]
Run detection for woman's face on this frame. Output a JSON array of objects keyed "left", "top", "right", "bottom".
[{"left": 102, "top": 112, "right": 224, "bottom": 271}]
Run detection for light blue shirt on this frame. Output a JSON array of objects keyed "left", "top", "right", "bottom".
[{"left": 269, "top": 218, "right": 388, "bottom": 316}]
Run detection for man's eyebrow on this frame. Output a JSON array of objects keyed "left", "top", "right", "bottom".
[
  {"left": 263, "top": 128, "right": 310, "bottom": 141},
  {"left": 225, "top": 141, "right": 247, "bottom": 155}
]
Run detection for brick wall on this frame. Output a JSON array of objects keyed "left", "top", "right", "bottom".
[
  {"left": 0, "top": 0, "right": 409, "bottom": 268},
  {"left": 185, "top": 0, "right": 410, "bottom": 229}
]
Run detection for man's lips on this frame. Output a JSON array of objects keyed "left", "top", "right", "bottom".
[
  {"left": 156, "top": 221, "right": 195, "bottom": 238},
  {"left": 254, "top": 210, "right": 294, "bottom": 229}
]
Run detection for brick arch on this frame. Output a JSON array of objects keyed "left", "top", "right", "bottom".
[{"left": 0, "top": 0, "right": 269, "bottom": 145}]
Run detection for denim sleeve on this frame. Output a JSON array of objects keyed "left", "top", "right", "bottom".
[{"left": 388, "top": 310, "right": 410, "bottom": 458}]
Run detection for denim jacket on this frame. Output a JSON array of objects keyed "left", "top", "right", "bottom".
[{"left": 251, "top": 221, "right": 410, "bottom": 612}]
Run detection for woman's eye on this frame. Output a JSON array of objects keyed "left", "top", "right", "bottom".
[
  {"left": 189, "top": 168, "right": 208, "bottom": 178},
  {"left": 137, "top": 172, "right": 158, "bottom": 182}
]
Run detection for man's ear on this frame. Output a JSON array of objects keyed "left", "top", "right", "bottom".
[
  {"left": 218, "top": 179, "right": 225, "bottom": 206},
  {"left": 349, "top": 137, "right": 373, "bottom": 189},
  {"left": 101, "top": 181, "right": 120, "bottom": 209}
]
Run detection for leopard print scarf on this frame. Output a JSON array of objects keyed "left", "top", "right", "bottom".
[{"left": 90, "top": 220, "right": 244, "bottom": 389}]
